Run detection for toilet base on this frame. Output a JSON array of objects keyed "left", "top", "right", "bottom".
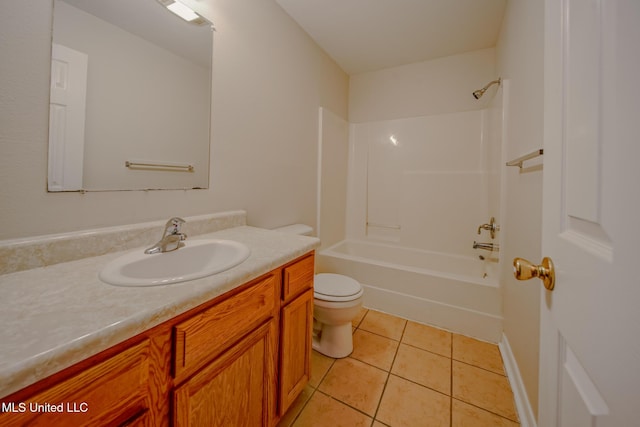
[{"left": 312, "top": 322, "right": 353, "bottom": 358}]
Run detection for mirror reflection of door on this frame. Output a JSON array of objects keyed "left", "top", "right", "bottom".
[{"left": 49, "top": 43, "right": 88, "bottom": 191}]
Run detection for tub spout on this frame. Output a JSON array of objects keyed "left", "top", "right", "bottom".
[{"left": 473, "top": 241, "right": 499, "bottom": 252}]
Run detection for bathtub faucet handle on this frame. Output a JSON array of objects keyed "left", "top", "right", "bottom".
[{"left": 477, "top": 217, "right": 500, "bottom": 239}]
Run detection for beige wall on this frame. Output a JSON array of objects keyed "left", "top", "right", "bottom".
[
  {"left": 496, "top": 0, "right": 544, "bottom": 418},
  {"left": 0, "top": 0, "right": 348, "bottom": 240},
  {"left": 349, "top": 48, "right": 496, "bottom": 123}
]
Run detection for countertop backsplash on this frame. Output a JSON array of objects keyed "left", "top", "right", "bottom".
[{"left": 0, "top": 210, "right": 247, "bottom": 276}]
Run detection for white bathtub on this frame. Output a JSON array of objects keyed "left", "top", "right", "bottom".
[{"left": 317, "top": 240, "right": 502, "bottom": 342}]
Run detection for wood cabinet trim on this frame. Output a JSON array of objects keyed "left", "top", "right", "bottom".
[
  {"left": 282, "top": 254, "right": 314, "bottom": 303},
  {"left": 278, "top": 289, "right": 314, "bottom": 416},
  {"left": 173, "top": 272, "right": 279, "bottom": 383}
]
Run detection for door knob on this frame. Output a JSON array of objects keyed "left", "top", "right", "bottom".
[{"left": 513, "top": 257, "right": 555, "bottom": 290}]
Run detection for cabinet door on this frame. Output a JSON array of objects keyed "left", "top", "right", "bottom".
[
  {"left": 279, "top": 289, "right": 313, "bottom": 415},
  {"left": 173, "top": 320, "right": 277, "bottom": 427}
]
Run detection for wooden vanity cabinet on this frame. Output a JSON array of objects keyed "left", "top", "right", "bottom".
[
  {"left": 173, "top": 253, "right": 316, "bottom": 425},
  {"left": 278, "top": 254, "right": 314, "bottom": 416},
  {"left": 0, "top": 252, "right": 315, "bottom": 427},
  {"left": 172, "top": 272, "right": 280, "bottom": 426}
]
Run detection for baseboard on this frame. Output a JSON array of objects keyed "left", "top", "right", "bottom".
[{"left": 499, "top": 333, "right": 537, "bottom": 427}]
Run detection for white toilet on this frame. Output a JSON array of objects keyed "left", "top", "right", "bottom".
[
  {"left": 313, "top": 273, "right": 363, "bottom": 358},
  {"left": 274, "top": 224, "right": 364, "bottom": 358}
]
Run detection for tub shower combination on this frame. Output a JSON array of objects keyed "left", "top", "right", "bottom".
[{"left": 317, "top": 79, "right": 505, "bottom": 343}]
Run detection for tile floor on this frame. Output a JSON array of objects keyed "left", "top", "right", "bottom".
[{"left": 278, "top": 308, "right": 520, "bottom": 427}]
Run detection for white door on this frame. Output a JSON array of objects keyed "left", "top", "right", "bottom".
[
  {"left": 48, "top": 43, "right": 88, "bottom": 191},
  {"left": 537, "top": 0, "right": 640, "bottom": 426}
]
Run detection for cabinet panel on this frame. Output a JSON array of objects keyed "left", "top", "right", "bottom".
[
  {"left": 279, "top": 289, "right": 314, "bottom": 415},
  {"left": 174, "top": 274, "right": 277, "bottom": 381},
  {"left": 0, "top": 339, "right": 151, "bottom": 427},
  {"left": 173, "top": 320, "right": 276, "bottom": 427},
  {"left": 282, "top": 255, "right": 314, "bottom": 303}
]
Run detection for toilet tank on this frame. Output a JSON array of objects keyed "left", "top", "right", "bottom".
[{"left": 273, "top": 224, "right": 313, "bottom": 236}]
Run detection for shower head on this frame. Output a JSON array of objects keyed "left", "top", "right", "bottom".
[{"left": 472, "top": 78, "right": 501, "bottom": 99}]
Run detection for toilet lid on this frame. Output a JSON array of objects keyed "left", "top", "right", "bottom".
[{"left": 314, "top": 273, "right": 362, "bottom": 301}]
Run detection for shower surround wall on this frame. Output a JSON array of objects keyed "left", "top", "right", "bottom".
[
  {"left": 348, "top": 110, "right": 491, "bottom": 257},
  {"left": 347, "top": 47, "right": 499, "bottom": 249}
]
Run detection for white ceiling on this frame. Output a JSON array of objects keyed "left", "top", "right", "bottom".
[{"left": 275, "top": 0, "right": 507, "bottom": 75}]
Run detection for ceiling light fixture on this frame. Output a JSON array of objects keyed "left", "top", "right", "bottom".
[{"left": 157, "top": 0, "right": 207, "bottom": 25}]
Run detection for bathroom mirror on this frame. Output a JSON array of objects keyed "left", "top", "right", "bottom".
[{"left": 48, "top": 0, "right": 213, "bottom": 191}]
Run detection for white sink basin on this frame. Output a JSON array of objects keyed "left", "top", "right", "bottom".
[{"left": 99, "top": 239, "right": 251, "bottom": 287}]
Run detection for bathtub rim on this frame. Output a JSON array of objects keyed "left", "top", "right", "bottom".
[{"left": 319, "top": 238, "right": 500, "bottom": 288}]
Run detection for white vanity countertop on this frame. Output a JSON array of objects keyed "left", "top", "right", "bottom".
[{"left": 0, "top": 226, "right": 320, "bottom": 399}]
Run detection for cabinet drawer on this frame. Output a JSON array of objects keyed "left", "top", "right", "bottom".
[
  {"left": 0, "top": 339, "right": 151, "bottom": 427},
  {"left": 173, "top": 274, "right": 277, "bottom": 381},
  {"left": 282, "top": 254, "right": 314, "bottom": 302}
]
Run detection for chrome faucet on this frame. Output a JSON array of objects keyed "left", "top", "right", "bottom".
[
  {"left": 473, "top": 241, "right": 499, "bottom": 252},
  {"left": 144, "top": 217, "right": 187, "bottom": 254}
]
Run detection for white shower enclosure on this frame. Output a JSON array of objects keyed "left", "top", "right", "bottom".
[
  {"left": 347, "top": 109, "right": 499, "bottom": 257},
  {"left": 317, "top": 85, "right": 504, "bottom": 341}
]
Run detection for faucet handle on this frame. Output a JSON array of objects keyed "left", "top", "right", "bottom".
[
  {"left": 477, "top": 217, "right": 500, "bottom": 239},
  {"left": 477, "top": 224, "right": 490, "bottom": 234},
  {"left": 163, "top": 217, "right": 186, "bottom": 237}
]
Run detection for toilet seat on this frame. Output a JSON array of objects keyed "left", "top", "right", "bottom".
[{"left": 314, "top": 273, "right": 363, "bottom": 302}]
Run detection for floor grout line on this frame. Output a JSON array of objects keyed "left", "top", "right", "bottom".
[
  {"left": 285, "top": 351, "right": 337, "bottom": 427},
  {"left": 451, "top": 397, "right": 522, "bottom": 424},
  {"left": 452, "top": 358, "right": 508, "bottom": 377},
  {"left": 314, "top": 389, "right": 375, "bottom": 421},
  {"left": 369, "top": 318, "right": 407, "bottom": 425},
  {"left": 355, "top": 327, "right": 402, "bottom": 343}
]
